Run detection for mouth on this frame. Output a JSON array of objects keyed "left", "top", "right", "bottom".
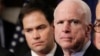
[
  {"left": 60, "top": 36, "right": 73, "bottom": 41},
  {"left": 32, "top": 41, "right": 44, "bottom": 46},
  {"left": 60, "top": 34, "right": 72, "bottom": 40}
]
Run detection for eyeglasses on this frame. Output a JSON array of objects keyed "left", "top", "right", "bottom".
[{"left": 94, "top": 22, "right": 100, "bottom": 33}]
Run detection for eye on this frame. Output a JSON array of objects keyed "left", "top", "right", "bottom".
[
  {"left": 37, "top": 25, "right": 46, "bottom": 30},
  {"left": 94, "top": 21, "right": 100, "bottom": 33},
  {"left": 70, "top": 19, "right": 80, "bottom": 25},
  {"left": 57, "top": 20, "right": 64, "bottom": 24},
  {"left": 24, "top": 28, "right": 33, "bottom": 33}
]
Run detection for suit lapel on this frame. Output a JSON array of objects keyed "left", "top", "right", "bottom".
[
  {"left": 25, "top": 51, "right": 31, "bottom": 56},
  {"left": 54, "top": 45, "right": 63, "bottom": 56},
  {"left": 83, "top": 43, "right": 99, "bottom": 56}
]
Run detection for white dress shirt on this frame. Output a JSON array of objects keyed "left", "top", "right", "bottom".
[{"left": 31, "top": 43, "right": 57, "bottom": 56}]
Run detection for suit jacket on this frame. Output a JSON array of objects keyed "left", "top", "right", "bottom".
[
  {"left": 0, "top": 46, "right": 15, "bottom": 56},
  {"left": 60, "top": 43, "right": 100, "bottom": 56},
  {"left": 14, "top": 42, "right": 30, "bottom": 56},
  {"left": 83, "top": 43, "right": 100, "bottom": 56},
  {"left": 24, "top": 44, "right": 63, "bottom": 56},
  {"left": 2, "top": 19, "right": 15, "bottom": 49}
]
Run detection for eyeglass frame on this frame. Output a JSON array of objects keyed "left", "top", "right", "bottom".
[{"left": 93, "top": 21, "right": 100, "bottom": 33}]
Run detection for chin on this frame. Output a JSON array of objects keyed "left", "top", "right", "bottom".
[
  {"left": 31, "top": 45, "right": 45, "bottom": 51},
  {"left": 34, "top": 48, "right": 45, "bottom": 52},
  {"left": 61, "top": 43, "right": 72, "bottom": 49},
  {"left": 96, "top": 45, "right": 100, "bottom": 50}
]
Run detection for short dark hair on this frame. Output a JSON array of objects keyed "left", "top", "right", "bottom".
[{"left": 19, "top": 0, "right": 54, "bottom": 29}]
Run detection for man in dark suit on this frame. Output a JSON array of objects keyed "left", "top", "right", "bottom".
[
  {"left": 17, "top": 0, "right": 63, "bottom": 56},
  {"left": 93, "top": 1, "right": 100, "bottom": 50},
  {"left": 53, "top": 0, "right": 99, "bottom": 56},
  {"left": 82, "top": 1, "right": 100, "bottom": 56},
  {"left": 0, "top": 0, "right": 15, "bottom": 49},
  {"left": 92, "top": 1, "right": 100, "bottom": 56}
]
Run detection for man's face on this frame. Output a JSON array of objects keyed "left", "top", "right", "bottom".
[
  {"left": 54, "top": 5, "right": 89, "bottom": 51},
  {"left": 23, "top": 11, "right": 54, "bottom": 53},
  {"left": 94, "top": 3, "right": 100, "bottom": 50},
  {"left": 94, "top": 19, "right": 100, "bottom": 50}
]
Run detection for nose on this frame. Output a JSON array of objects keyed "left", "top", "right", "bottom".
[
  {"left": 62, "top": 22, "right": 71, "bottom": 33},
  {"left": 33, "top": 30, "right": 40, "bottom": 40}
]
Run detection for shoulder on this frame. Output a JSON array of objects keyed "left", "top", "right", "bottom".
[
  {"left": 0, "top": 47, "right": 15, "bottom": 56},
  {"left": 84, "top": 43, "right": 100, "bottom": 56},
  {"left": 24, "top": 51, "right": 31, "bottom": 56},
  {"left": 14, "top": 42, "right": 30, "bottom": 56}
]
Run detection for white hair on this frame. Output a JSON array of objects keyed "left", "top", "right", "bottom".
[
  {"left": 54, "top": 0, "right": 91, "bottom": 24},
  {"left": 79, "top": 0, "right": 91, "bottom": 24}
]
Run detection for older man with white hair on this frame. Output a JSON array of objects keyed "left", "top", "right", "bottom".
[{"left": 54, "top": 0, "right": 99, "bottom": 56}]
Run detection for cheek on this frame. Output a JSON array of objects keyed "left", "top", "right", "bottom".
[
  {"left": 72, "top": 27, "right": 86, "bottom": 40},
  {"left": 54, "top": 27, "right": 62, "bottom": 43},
  {"left": 95, "top": 33, "right": 100, "bottom": 41},
  {"left": 94, "top": 33, "right": 100, "bottom": 50},
  {"left": 71, "top": 28, "right": 86, "bottom": 50},
  {"left": 55, "top": 26, "right": 62, "bottom": 36},
  {"left": 95, "top": 33, "right": 100, "bottom": 38},
  {"left": 24, "top": 33, "right": 32, "bottom": 44},
  {"left": 55, "top": 28, "right": 59, "bottom": 36},
  {"left": 40, "top": 29, "right": 53, "bottom": 41}
]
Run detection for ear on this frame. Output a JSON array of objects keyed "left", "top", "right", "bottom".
[{"left": 86, "top": 24, "right": 92, "bottom": 34}]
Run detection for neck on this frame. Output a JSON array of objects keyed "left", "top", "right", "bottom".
[{"left": 63, "top": 49, "right": 72, "bottom": 56}]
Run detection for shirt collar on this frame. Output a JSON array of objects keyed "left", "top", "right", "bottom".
[
  {"left": 31, "top": 43, "right": 57, "bottom": 56},
  {"left": 71, "top": 40, "right": 91, "bottom": 56}
]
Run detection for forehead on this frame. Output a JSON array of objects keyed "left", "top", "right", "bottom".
[
  {"left": 23, "top": 11, "right": 49, "bottom": 27},
  {"left": 96, "top": 3, "right": 100, "bottom": 19},
  {"left": 24, "top": 11, "right": 45, "bottom": 20},
  {"left": 54, "top": 3, "right": 84, "bottom": 21},
  {"left": 96, "top": 11, "right": 100, "bottom": 19}
]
